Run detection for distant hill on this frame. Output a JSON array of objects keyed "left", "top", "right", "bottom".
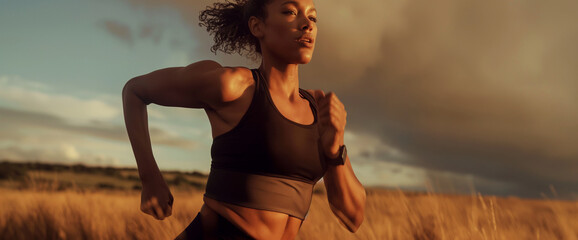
[{"left": 0, "top": 160, "right": 208, "bottom": 191}]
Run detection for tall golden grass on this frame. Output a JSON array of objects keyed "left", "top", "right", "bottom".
[{"left": 1, "top": 187, "right": 577, "bottom": 240}]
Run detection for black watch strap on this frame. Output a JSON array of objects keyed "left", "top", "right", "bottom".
[{"left": 327, "top": 145, "right": 347, "bottom": 165}]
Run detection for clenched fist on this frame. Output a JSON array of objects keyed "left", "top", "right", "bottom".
[
  {"left": 311, "top": 90, "right": 347, "bottom": 159},
  {"left": 140, "top": 175, "right": 174, "bottom": 220}
]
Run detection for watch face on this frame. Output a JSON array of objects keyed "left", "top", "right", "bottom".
[
  {"left": 334, "top": 145, "right": 346, "bottom": 165},
  {"left": 341, "top": 145, "right": 347, "bottom": 160}
]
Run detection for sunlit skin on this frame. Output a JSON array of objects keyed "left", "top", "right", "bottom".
[{"left": 122, "top": 0, "right": 366, "bottom": 239}]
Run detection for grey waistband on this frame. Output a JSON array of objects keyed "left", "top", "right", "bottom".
[{"left": 204, "top": 168, "right": 315, "bottom": 220}]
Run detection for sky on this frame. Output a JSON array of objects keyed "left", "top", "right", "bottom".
[{"left": 1, "top": 0, "right": 577, "bottom": 200}]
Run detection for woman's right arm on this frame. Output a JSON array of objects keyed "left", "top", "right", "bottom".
[
  {"left": 123, "top": 60, "right": 220, "bottom": 184},
  {"left": 121, "top": 60, "right": 251, "bottom": 219}
]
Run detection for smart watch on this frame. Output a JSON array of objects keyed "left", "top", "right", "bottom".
[{"left": 327, "top": 145, "right": 347, "bottom": 165}]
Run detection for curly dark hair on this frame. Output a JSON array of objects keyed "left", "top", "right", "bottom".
[{"left": 199, "top": 0, "right": 273, "bottom": 58}]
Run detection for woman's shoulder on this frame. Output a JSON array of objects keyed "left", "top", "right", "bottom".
[
  {"left": 218, "top": 66, "right": 254, "bottom": 84},
  {"left": 184, "top": 60, "right": 252, "bottom": 81},
  {"left": 202, "top": 64, "right": 255, "bottom": 104},
  {"left": 175, "top": 60, "right": 255, "bottom": 107}
]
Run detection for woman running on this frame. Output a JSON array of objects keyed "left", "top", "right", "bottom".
[{"left": 122, "top": 0, "right": 366, "bottom": 239}]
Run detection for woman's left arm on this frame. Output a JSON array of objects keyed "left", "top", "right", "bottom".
[
  {"left": 310, "top": 90, "right": 367, "bottom": 232},
  {"left": 323, "top": 155, "right": 366, "bottom": 232}
]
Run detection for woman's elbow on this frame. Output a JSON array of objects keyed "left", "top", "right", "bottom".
[
  {"left": 336, "top": 208, "right": 364, "bottom": 233},
  {"left": 122, "top": 77, "right": 149, "bottom": 105},
  {"left": 349, "top": 189, "right": 367, "bottom": 232},
  {"left": 333, "top": 191, "right": 366, "bottom": 232},
  {"left": 348, "top": 207, "right": 365, "bottom": 233},
  {"left": 122, "top": 78, "right": 136, "bottom": 99}
]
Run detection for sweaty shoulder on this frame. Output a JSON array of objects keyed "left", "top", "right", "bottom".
[
  {"left": 216, "top": 67, "right": 254, "bottom": 104},
  {"left": 185, "top": 61, "right": 254, "bottom": 110}
]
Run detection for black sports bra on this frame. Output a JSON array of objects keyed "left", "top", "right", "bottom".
[{"left": 204, "top": 68, "right": 327, "bottom": 220}]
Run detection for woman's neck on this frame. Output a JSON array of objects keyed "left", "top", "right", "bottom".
[{"left": 259, "top": 61, "right": 301, "bottom": 100}]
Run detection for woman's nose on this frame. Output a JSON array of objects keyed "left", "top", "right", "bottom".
[{"left": 301, "top": 17, "right": 313, "bottom": 31}]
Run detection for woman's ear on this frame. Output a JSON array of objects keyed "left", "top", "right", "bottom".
[{"left": 248, "top": 16, "right": 264, "bottom": 38}]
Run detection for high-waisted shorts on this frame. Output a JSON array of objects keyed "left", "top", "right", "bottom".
[{"left": 174, "top": 212, "right": 254, "bottom": 240}]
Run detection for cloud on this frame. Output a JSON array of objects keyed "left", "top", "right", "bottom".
[
  {"left": 138, "top": 23, "right": 164, "bottom": 44},
  {"left": 0, "top": 144, "right": 80, "bottom": 162},
  {"left": 0, "top": 107, "right": 198, "bottom": 150},
  {"left": 335, "top": 0, "right": 577, "bottom": 198},
  {"left": 0, "top": 76, "right": 120, "bottom": 124},
  {"left": 101, "top": 19, "right": 169, "bottom": 46},
  {"left": 0, "top": 144, "right": 121, "bottom": 167},
  {"left": 101, "top": 20, "right": 133, "bottom": 45},
  {"left": 335, "top": 0, "right": 578, "bottom": 198},
  {"left": 0, "top": 76, "right": 205, "bottom": 168},
  {"left": 0, "top": 105, "right": 202, "bottom": 168},
  {"left": 0, "top": 75, "right": 199, "bottom": 148},
  {"left": 344, "top": 130, "right": 409, "bottom": 164},
  {"left": 114, "top": 0, "right": 578, "bottom": 199},
  {"left": 345, "top": 130, "right": 524, "bottom": 197}
]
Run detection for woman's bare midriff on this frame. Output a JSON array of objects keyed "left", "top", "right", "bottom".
[{"left": 201, "top": 196, "right": 302, "bottom": 240}]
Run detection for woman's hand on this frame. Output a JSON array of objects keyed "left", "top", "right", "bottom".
[
  {"left": 140, "top": 174, "right": 174, "bottom": 220},
  {"left": 315, "top": 91, "right": 347, "bottom": 159}
]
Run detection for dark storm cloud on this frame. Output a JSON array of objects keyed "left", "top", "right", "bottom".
[
  {"left": 117, "top": 0, "right": 578, "bottom": 198},
  {"left": 0, "top": 107, "right": 197, "bottom": 150},
  {"left": 336, "top": 0, "right": 578, "bottom": 198}
]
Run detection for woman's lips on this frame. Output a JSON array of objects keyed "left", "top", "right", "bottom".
[{"left": 296, "top": 37, "right": 314, "bottom": 48}]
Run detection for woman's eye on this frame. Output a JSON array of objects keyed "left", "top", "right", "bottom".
[
  {"left": 283, "top": 10, "right": 297, "bottom": 15},
  {"left": 309, "top": 16, "right": 317, "bottom": 23}
]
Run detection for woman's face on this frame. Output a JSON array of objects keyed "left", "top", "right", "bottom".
[{"left": 259, "top": 0, "right": 317, "bottom": 64}]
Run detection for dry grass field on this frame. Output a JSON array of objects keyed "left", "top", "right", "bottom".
[
  {"left": 0, "top": 162, "right": 577, "bottom": 239},
  {"left": 1, "top": 187, "right": 577, "bottom": 240}
]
